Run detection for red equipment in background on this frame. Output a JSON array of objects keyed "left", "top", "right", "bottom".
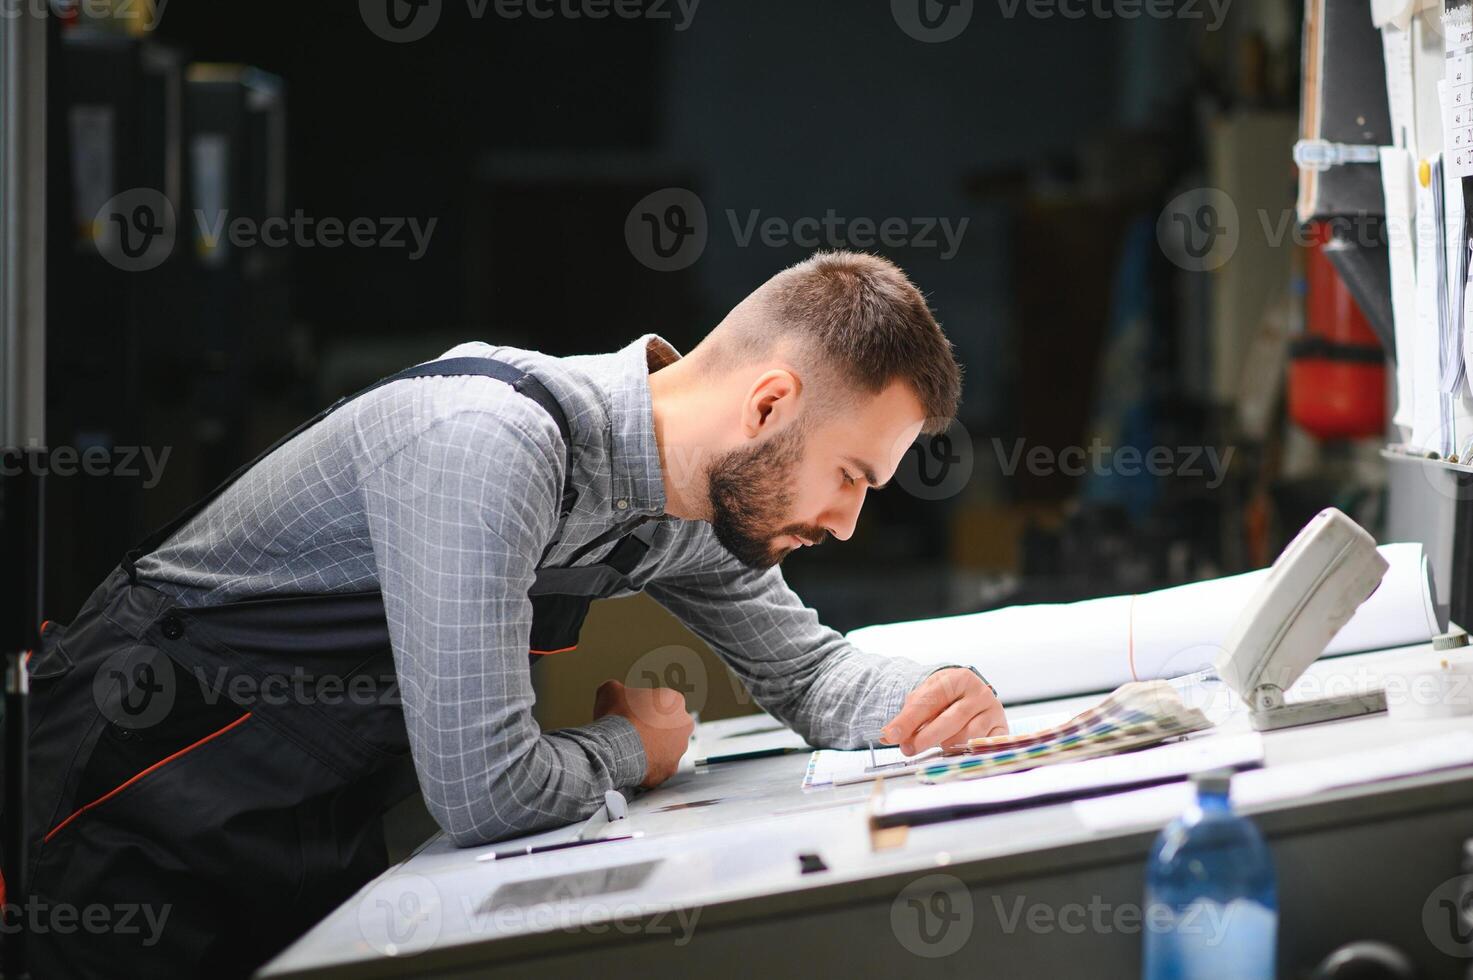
[{"left": 1288, "top": 221, "right": 1387, "bottom": 440}]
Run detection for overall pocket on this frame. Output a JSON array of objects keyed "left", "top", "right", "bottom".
[{"left": 50, "top": 651, "right": 251, "bottom": 843}]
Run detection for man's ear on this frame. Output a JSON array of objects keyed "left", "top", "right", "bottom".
[{"left": 741, "top": 368, "right": 801, "bottom": 437}]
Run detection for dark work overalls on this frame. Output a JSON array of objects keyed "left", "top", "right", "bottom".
[{"left": 17, "top": 358, "right": 657, "bottom": 978}]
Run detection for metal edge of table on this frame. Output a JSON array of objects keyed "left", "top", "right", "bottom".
[{"left": 261, "top": 762, "right": 1473, "bottom": 979}]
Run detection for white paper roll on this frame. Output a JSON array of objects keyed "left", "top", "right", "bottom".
[{"left": 848, "top": 543, "right": 1443, "bottom": 705}]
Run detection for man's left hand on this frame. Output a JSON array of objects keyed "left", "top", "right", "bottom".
[{"left": 881, "top": 668, "right": 1007, "bottom": 755}]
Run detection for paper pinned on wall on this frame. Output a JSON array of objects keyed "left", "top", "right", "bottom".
[
  {"left": 1463, "top": 225, "right": 1473, "bottom": 399},
  {"left": 1371, "top": 0, "right": 1417, "bottom": 32},
  {"left": 1442, "top": 5, "right": 1473, "bottom": 176},
  {"left": 1415, "top": 9, "right": 1448, "bottom": 158},
  {"left": 1440, "top": 152, "right": 1468, "bottom": 396},
  {"left": 1383, "top": 24, "right": 1417, "bottom": 152},
  {"left": 1384, "top": 147, "right": 1421, "bottom": 435},
  {"left": 1413, "top": 154, "right": 1451, "bottom": 451}
]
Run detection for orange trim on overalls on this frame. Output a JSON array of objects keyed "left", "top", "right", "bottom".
[
  {"left": 23, "top": 621, "right": 50, "bottom": 667},
  {"left": 44, "top": 713, "right": 253, "bottom": 843},
  {"left": 529, "top": 645, "right": 578, "bottom": 656}
]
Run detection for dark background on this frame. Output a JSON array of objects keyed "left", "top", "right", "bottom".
[{"left": 43, "top": 0, "right": 1336, "bottom": 690}]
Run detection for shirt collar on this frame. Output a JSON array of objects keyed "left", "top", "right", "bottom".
[{"left": 607, "top": 333, "right": 680, "bottom": 518}]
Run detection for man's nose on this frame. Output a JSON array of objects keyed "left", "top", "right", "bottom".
[{"left": 823, "top": 491, "right": 865, "bottom": 542}]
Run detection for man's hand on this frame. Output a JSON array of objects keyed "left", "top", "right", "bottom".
[
  {"left": 881, "top": 668, "right": 1006, "bottom": 755},
  {"left": 593, "top": 679, "right": 694, "bottom": 789}
]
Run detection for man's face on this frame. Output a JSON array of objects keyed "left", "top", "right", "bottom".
[{"left": 706, "top": 380, "right": 927, "bottom": 569}]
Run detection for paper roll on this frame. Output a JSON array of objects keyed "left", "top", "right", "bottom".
[{"left": 848, "top": 543, "right": 1443, "bottom": 705}]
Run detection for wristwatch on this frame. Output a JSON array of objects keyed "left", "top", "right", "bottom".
[{"left": 929, "top": 664, "right": 997, "bottom": 699}]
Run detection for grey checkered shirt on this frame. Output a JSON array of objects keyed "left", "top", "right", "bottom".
[{"left": 135, "top": 334, "right": 944, "bottom": 845}]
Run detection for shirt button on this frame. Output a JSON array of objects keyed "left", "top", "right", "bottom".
[{"left": 615, "top": 499, "right": 629, "bottom": 510}]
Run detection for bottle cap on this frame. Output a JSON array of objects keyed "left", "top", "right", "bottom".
[
  {"left": 1433, "top": 630, "right": 1469, "bottom": 651},
  {"left": 1191, "top": 768, "right": 1234, "bottom": 796}
]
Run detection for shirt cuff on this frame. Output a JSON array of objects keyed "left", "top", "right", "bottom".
[
  {"left": 874, "top": 657, "right": 946, "bottom": 726},
  {"left": 581, "top": 714, "right": 647, "bottom": 791}
]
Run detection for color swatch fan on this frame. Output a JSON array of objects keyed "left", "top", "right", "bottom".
[{"left": 916, "top": 681, "right": 1212, "bottom": 783}]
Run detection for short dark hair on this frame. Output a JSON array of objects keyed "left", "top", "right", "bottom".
[{"left": 752, "top": 251, "right": 962, "bottom": 434}]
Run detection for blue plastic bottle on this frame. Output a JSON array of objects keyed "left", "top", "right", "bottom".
[{"left": 1143, "top": 770, "right": 1278, "bottom": 980}]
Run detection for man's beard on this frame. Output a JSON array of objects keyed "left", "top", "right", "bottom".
[{"left": 706, "top": 423, "right": 828, "bottom": 570}]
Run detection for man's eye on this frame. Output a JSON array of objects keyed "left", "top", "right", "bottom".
[{"left": 842, "top": 470, "right": 856, "bottom": 487}]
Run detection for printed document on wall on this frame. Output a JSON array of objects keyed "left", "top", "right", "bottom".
[{"left": 1384, "top": 146, "right": 1420, "bottom": 435}]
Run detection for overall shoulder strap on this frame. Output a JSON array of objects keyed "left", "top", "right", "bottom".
[{"left": 122, "top": 356, "right": 578, "bottom": 582}]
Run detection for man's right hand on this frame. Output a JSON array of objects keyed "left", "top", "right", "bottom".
[{"left": 593, "top": 679, "right": 694, "bottom": 789}]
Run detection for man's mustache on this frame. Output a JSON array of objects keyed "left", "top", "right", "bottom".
[{"left": 782, "top": 524, "right": 829, "bottom": 547}]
